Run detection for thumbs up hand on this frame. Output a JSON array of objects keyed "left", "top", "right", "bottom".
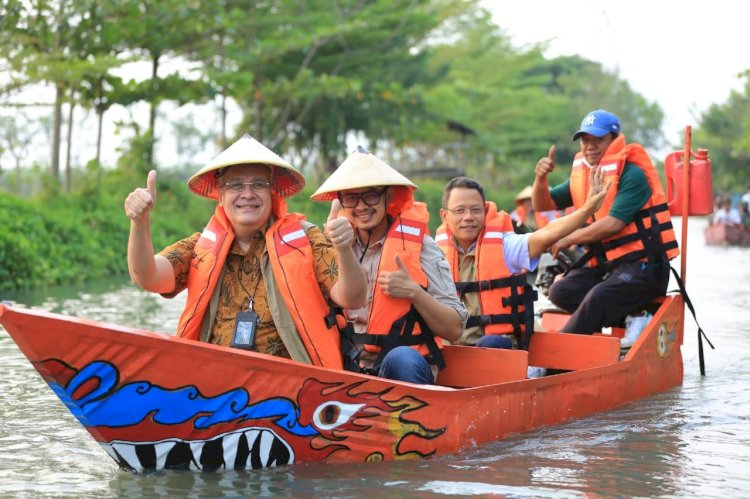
[
  {"left": 327, "top": 198, "right": 342, "bottom": 224},
  {"left": 124, "top": 170, "right": 158, "bottom": 222},
  {"left": 324, "top": 199, "right": 354, "bottom": 250},
  {"left": 535, "top": 144, "right": 556, "bottom": 179},
  {"left": 377, "top": 253, "right": 418, "bottom": 299}
]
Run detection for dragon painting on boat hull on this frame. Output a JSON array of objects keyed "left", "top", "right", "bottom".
[
  {"left": 0, "top": 295, "right": 684, "bottom": 473},
  {"left": 35, "top": 357, "right": 444, "bottom": 473}
]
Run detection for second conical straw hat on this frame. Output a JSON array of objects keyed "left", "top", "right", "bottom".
[{"left": 311, "top": 146, "right": 416, "bottom": 201}]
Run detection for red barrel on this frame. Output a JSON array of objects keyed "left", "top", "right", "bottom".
[{"left": 664, "top": 148, "right": 713, "bottom": 216}]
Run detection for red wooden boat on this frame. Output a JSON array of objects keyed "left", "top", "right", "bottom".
[
  {"left": 0, "top": 131, "right": 704, "bottom": 474},
  {"left": 704, "top": 223, "right": 750, "bottom": 247},
  {"left": 0, "top": 295, "right": 685, "bottom": 473}
]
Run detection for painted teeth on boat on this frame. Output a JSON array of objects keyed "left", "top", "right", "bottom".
[{"left": 101, "top": 427, "right": 294, "bottom": 472}]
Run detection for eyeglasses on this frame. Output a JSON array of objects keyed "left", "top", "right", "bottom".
[
  {"left": 445, "top": 206, "right": 484, "bottom": 217},
  {"left": 220, "top": 180, "right": 272, "bottom": 193},
  {"left": 339, "top": 188, "right": 387, "bottom": 208}
]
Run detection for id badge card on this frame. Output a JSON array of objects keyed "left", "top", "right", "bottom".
[{"left": 230, "top": 311, "right": 259, "bottom": 350}]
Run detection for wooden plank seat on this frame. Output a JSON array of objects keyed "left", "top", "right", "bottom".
[
  {"left": 528, "top": 332, "right": 621, "bottom": 371},
  {"left": 437, "top": 344, "right": 528, "bottom": 388},
  {"left": 540, "top": 309, "right": 571, "bottom": 332},
  {"left": 542, "top": 311, "right": 625, "bottom": 338}
]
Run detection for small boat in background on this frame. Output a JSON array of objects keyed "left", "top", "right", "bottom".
[{"left": 704, "top": 223, "right": 750, "bottom": 247}]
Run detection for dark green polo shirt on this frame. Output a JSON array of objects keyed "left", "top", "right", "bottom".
[{"left": 550, "top": 163, "right": 652, "bottom": 224}]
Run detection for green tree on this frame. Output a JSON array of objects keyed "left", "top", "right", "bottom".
[
  {"left": 416, "top": 8, "right": 665, "bottom": 193},
  {"left": 1, "top": 0, "right": 128, "bottom": 186},
  {"left": 1, "top": 0, "right": 75, "bottom": 180},
  {"left": 106, "top": 0, "right": 215, "bottom": 168},
  {"left": 694, "top": 71, "right": 750, "bottom": 191},
  {"left": 546, "top": 55, "right": 665, "bottom": 155},
  {"left": 418, "top": 8, "right": 568, "bottom": 190},
  {"left": 195, "top": 0, "right": 468, "bottom": 176}
]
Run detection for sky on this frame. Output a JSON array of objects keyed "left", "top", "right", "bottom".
[{"left": 483, "top": 0, "right": 749, "bottom": 151}]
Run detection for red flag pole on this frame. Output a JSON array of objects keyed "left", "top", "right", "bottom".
[{"left": 680, "top": 126, "right": 691, "bottom": 284}]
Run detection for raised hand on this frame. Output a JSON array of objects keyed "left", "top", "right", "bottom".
[
  {"left": 583, "top": 165, "right": 611, "bottom": 213},
  {"left": 535, "top": 145, "right": 556, "bottom": 179},
  {"left": 324, "top": 199, "right": 354, "bottom": 250},
  {"left": 377, "top": 254, "right": 418, "bottom": 299},
  {"left": 124, "top": 170, "right": 157, "bottom": 222}
]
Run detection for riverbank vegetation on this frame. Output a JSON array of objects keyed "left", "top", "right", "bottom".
[
  {"left": 0, "top": 160, "right": 481, "bottom": 292},
  {"left": 1, "top": 1, "right": 747, "bottom": 291}
]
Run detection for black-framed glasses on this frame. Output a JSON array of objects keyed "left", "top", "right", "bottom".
[
  {"left": 220, "top": 180, "right": 272, "bottom": 193},
  {"left": 338, "top": 188, "right": 387, "bottom": 208},
  {"left": 445, "top": 206, "right": 484, "bottom": 217}
]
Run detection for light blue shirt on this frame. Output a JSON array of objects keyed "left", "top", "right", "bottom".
[{"left": 459, "top": 232, "right": 539, "bottom": 274}]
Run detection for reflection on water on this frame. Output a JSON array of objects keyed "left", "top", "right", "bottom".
[
  {"left": 4, "top": 275, "right": 186, "bottom": 333},
  {"left": 1, "top": 217, "right": 750, "bottom": 497}
]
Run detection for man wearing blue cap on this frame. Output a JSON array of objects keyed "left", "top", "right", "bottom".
[{"left": 531, "top": 110, "right": 679, "bottom": 343}]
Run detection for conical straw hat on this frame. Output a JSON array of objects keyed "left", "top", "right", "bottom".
[
  {"left": 187, "top": 134, "right": 305, "bottom": 200},
  {"left": 311, "top": 146, "right": 416, "bottom": 201},
  {"left": 514, "top": 185, "right": 533, "bottom": 203}
]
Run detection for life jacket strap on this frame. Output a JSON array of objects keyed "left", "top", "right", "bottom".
[
  {"left": 572, "top": 203, "right": 676, "bottom": 271},
  {"left": 326, "top": 304, "right": 362, "bottom": 373},
  {"left": 455, "top": 274, "right": 528, "bottom": 295},
  {"left": 464, "top": 283, "right": 537, "bottom": 350},
  {"left": 668, "top": 266, "right": 714, "bottom": 376},
  {"left": 358, "top": 300, "right": 445, "bottom": 372}
]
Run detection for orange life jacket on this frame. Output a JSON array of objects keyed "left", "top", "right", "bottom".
[
  {"left": 352, "top": 190, "right": 444, "bottom": 369},
  {"left": 569, "top": 135, "right": 680, "bottom": 268},
  {"left": 511, "top": 205, "right": 552, "bottom": 229},
  {"left": 436, "top": 202, "right": 536, "bottom": 348},
  {"left": 176, "top": 198, "right": 343, "bottom": 369}
]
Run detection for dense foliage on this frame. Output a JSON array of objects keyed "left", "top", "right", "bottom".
[
  {"left": 693, "top": 72, "right": 750, "bottom": 192},
  {"left": 0, "top": 165, "right": 518, "bottom": 292}
]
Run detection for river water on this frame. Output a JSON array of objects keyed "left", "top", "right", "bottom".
[{"left": 1, "top": 216, "right": 748, "bottom": 498}]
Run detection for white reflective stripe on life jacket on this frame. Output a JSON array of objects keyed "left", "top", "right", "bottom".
[
  {"left": 281, "top": 228, "right": 306, "bottom": 244},
  {"left": 201, "top": 228, "right": 217, "bottom": 242},
  {"left": 483, "top": 231, "right": 504, "bottom": 240},
  {"left": 394, "top": 224, "right": 421, "bottom": 237}
]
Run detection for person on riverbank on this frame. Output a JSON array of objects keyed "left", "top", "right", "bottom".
[
  {"left": 434, "top": 175, "right": 609, "bottom": 373},
  {"left": 532, "top": 109, "right": 679, "bottom": 335},
  {"left": 741, "top": 203, "right": 750, "bottom": 229},
  {"left": 510, "top": 185, "right": 555, "bottom": 232},
  {"left": 741, "top": 185, "right": 750, "bottom": 211},
  {"left": 124, "top": 134, "right": 366, "bottom": 369},
  {"left": 311, "top": 146, "right": 466, "bottom": 385}
]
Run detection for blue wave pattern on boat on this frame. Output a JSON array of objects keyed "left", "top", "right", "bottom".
[{"left": 48, "top": 360, "right": 318, "bottom": 437}]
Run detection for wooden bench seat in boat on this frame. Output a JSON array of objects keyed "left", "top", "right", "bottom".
[
  {"left": 540, "top": 309, "right": 571, "bottom": 332},
  {"left": 528, "top": 332, "right": 620, "bottom": 371},
  {"left": 436, "top": 344, "right": 528, "bottom": 388}
]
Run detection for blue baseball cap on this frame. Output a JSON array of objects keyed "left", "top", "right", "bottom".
[{"left": 572, "top": 110, "right": 621, "bottom": 140}]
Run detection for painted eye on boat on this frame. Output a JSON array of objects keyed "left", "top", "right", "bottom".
[{"left": 312, "top": 401, "right": 365, "bottom": 430}]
